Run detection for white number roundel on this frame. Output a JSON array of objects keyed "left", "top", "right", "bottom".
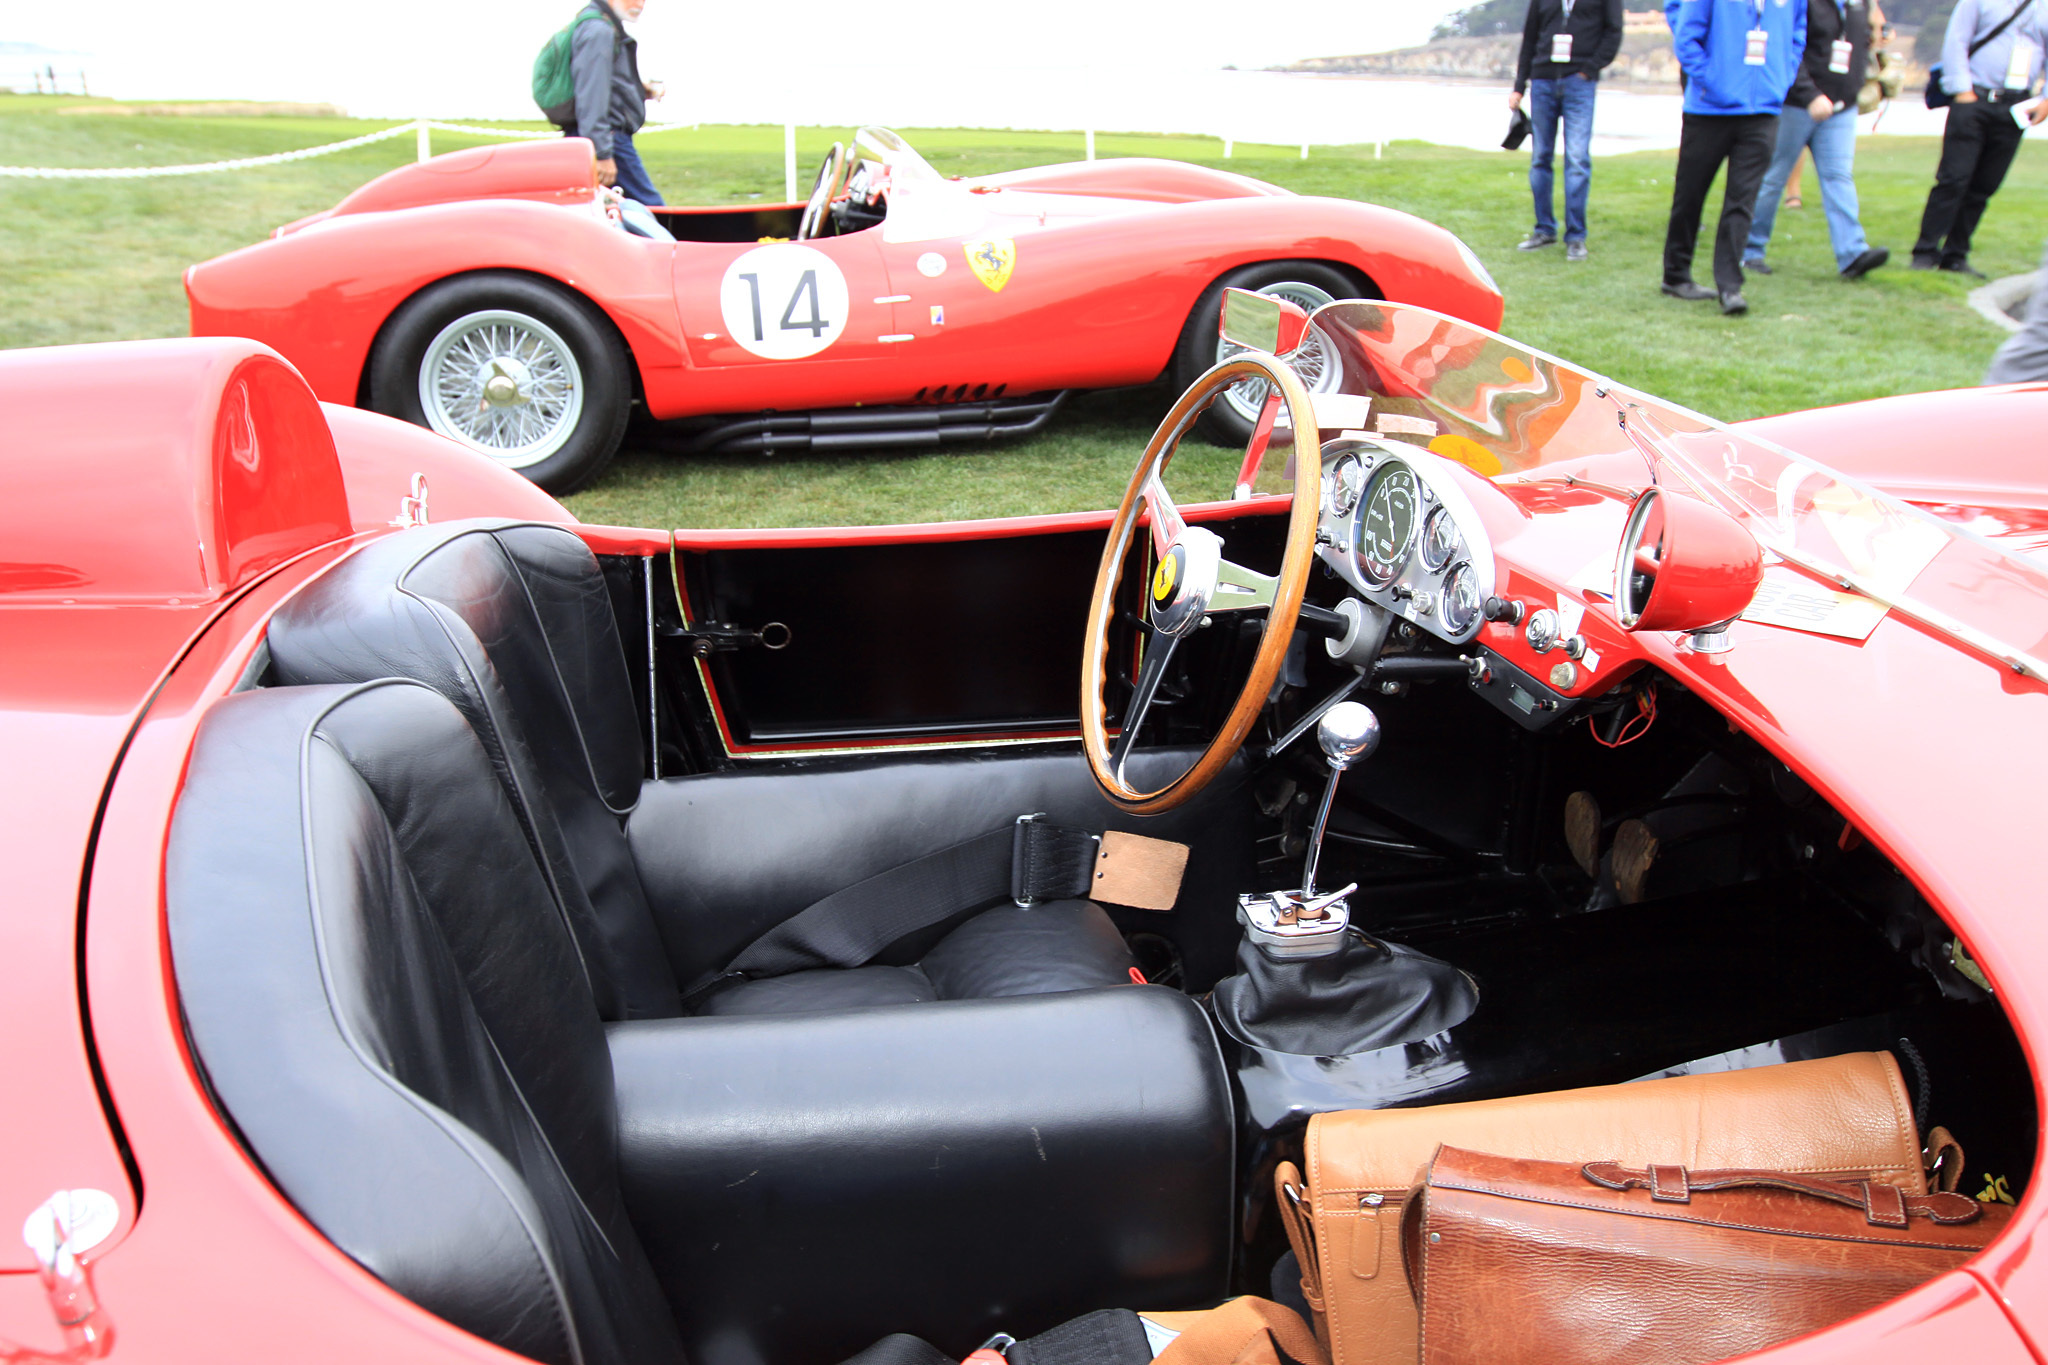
[{"left": 718, "top": 244, "right": 851, "bottom": 360}]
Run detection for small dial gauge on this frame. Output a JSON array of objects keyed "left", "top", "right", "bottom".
[
  {"left": 1328, "top": 454, "right": 1366, "bottom": 515},
  {"left": 1420, "top": 504, "right": 1460, "bottom": 572},
  {"left": 1441, "top": 563, "right": 1484, "bottom": 636},
  {"left": 1353, "top": 465, "right": 1419, "bottom": 586}
]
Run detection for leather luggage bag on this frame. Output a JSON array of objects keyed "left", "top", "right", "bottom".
[
  {"left": 1401, "top": 1145, "right": 2009, "bottom": 1365},
  {"left": 1271, "top": 1052, "right": 1927, "bottom": 1365}
]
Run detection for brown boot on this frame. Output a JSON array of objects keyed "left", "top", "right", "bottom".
[
  {"left": 1564, "top": 791, "right": 1602, "bottom": 878},
  {"left": 1612, "top": 819, "right": 1660, "bottom": 905}
]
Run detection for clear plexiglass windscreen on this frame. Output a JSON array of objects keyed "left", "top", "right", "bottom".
[
  {"left": 1306, "top": 300, "right": 2048, "bottom": 674},
  {"left": 852, "top": 127, "right": 942, "bottom": 186}
]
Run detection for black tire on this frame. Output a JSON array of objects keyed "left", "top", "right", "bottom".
[
  {"left": 368, "top": 271, "right": 631, "bottom": 495},
  {"left": 1169, "top": 261, "right": 1364, "bottom": 447}
]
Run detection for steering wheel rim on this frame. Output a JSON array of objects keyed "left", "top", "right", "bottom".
[
  {"left": 797, "top": 143, "right": 847, "bottom": 241},
  {"left": 1081, "top": 352, "right": 1323, "bottom": 814}
]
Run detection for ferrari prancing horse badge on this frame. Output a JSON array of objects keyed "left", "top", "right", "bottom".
[{"left": 964, "top": 238, "right": 1016, "bottom": 292}]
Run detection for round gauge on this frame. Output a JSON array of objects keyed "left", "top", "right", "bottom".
[
  {"left": 1420, "top": 504, "right": 1460, "bottom": 572},
  {"left": 1353, "top": 464, "right": 1419, "bottom": 586},
  {"left": 1328, "top": 453, "right": 1366, "bottom": 515},
  {"left": 1440, "top": 562, "right": 1484, "bottom": 636}
]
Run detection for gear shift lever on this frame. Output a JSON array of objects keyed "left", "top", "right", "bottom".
[
  {"left": 1237, "top": 702, "right": 1380, "bottom": 958},
  {"left": 1303, "top": 701, "right": 1379, "bottom": 900}
]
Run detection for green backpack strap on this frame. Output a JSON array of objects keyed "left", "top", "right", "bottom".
[{"left": 532, "top": 8, "right": 610, "bottom": 124}]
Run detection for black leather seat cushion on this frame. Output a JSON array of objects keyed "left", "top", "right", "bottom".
[
  {"left": 609, "top": 988, "right": 1236, "bottom": 1365},
  {"left": 632, "top": 747, "right": 1257, "bottom": 994},
  {"left": 699, "top": 900, "right": 1136, "bottom": 1016},
  {"left": 167, "top": 682, "right": 684, "bottom": 1365}
]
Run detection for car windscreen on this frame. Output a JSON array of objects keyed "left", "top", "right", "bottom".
[{"left": 1307, "top": 300, "right": 2048, "bottom": 680}]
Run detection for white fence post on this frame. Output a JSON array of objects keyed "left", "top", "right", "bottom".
[
  {"left": 783, "top": 122, "right": 797, "bottom": 202},
  {"left": 1085, "top": 128, "right": 1096, "bottom": 161},
  {"left": 1223, "top": 138, "right": 1233, "bottom": 159},
  {"left": 417, "top": 121, "right": 431, "bottom": 162},
  {"left": 1299, "top": 143, "right": 1309, "bottom": 160}
]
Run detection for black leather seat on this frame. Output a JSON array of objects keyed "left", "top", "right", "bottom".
[
  {"left": 167, "top": 681, "right": 687, "bottom": 1365},
  {"left": 265, "top": 521, "right": 1139, "bottom": 1019},
  {"left": 168, "top": 680, "right": 1236, "bottom": 1365}
]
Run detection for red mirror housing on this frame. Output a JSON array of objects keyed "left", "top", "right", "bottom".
[
  {"left": 1219, "top": 288, "right": 1312, "bottom": 357},
  {"left": 1612, "top": 487, "right": 1764, "bottom": 636}
]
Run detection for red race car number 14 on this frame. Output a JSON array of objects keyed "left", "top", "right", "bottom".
[{"left": 719, "top": 244, "right": 852, "bottom": 360}]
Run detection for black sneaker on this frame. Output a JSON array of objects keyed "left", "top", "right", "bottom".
[
  {"left": 1840, "top": 247, "right": 1889, "bottom": 280},
  {"left": 1518, "top": 230, "right": 1558, "bottom": 251},
  {"left": 1743, "top": 258, "right": 1773, "bottom": 275},
  {"left": 1939, "top": 259, "right": 1987, "bottom": 279},
  {"left": 1661, "top": 280, "right": 1715, "bottom": 301},
  {"left": 1719, "top": 290, "right": 1749, "bottom": 315},
  {"left": 1566, "top": 241, "right": 1588, "bottom": 262},
  {"left": 1910, "top": 254, "right": 1939, "bottom": 270}
]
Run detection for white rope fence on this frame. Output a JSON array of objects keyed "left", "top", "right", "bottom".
[{"left": 0, "top": 117, "right": 699, "bottom": 180}]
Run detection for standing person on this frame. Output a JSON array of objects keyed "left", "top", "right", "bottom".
[
  {"left": 564, "top": 0, "right": 667, "bottom": 205},
  {"left": 1509, "top": 0, "right": 1627, "bottom": 261},
  {"left": 1659, "top": 0, "right": 1807, "bottom": 315},
  {"left": 1742, "top": 0, "right": 1891, "bottom": 280},
  {"left": 1910, "top": 0, "right": 2047, "bottom": 277}
]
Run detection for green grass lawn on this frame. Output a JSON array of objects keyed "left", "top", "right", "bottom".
[{"left": 3, "top": 94, "right": 2040, "bottom": 528}]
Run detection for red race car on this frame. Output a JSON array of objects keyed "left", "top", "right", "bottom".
[
  {"left": 185, "top": 127, "right": 1504, "bottom": 492},
  {"left": 7, "top": 301, "right": 2047, "bottom": 1365}
]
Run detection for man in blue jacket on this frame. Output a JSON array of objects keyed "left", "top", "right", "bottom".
[{"left": 1660, "top": 0, "right": 1808, "bottom": 313}]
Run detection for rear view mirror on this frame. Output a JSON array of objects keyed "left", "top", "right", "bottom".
[
  {"left": 1613, "top": 487, "right": 1764, "bottom": 653},
  {"left": 1220, "top": 288, "right": 1311, "bottom": 357}
]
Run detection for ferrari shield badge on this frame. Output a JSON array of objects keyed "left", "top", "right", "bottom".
[{"left": 964, "top": 238, "right": 1017, "bottom": 292}]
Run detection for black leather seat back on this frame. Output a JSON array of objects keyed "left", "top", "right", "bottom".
[
  {"left": 267, "top": 521, "right": 681, "bottom": 1019},
  {"left": 168, "top": 681, "right": 685, "bottom": 1365}
]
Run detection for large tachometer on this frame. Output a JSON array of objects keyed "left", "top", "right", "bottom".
[{"left": 1354, "top": 465, "right": 1419, "bottom": 586}]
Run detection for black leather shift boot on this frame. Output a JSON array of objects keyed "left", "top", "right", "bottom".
[{"left": 1209, "top": 930, "right": 1479, "bottom": 1056}]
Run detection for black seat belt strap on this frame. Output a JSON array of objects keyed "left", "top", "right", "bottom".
[{"left": 715, "top": 815, "right": 1100, "bottom": 983}]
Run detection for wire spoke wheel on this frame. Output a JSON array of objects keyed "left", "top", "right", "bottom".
[
  {"left": 418, "top": 310, "right": 586, "bottom": 470},
  {"left": 1213, "top": 281, "right": 1339, "bottom": 425}
]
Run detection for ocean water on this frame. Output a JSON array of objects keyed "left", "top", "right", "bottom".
[{"left": 7, "top": 47, "right": 2039, "bottom": 160}]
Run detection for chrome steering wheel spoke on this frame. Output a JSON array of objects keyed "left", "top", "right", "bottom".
[
  {"left": 1140, "top": 469, "right": 1187, "bottom": 560},
  {"left": 1111, "top": 627, "right": 1181, "bottom": 785},
  {"left": 1208, "top": 558, "right": 1277, "bottom": 613}
]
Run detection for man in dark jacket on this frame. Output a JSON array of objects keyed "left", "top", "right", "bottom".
[
  {"left": 563, "top": 0, "right": 665, "bottom": 205},
  {"left": 1742, "top": 0, "right": 1890, "bottom": 279},
  {"left": 1510, "top": 0, "right": 1627, "bottom": 260},
  {"left": 1659, "top": 0, "right": 1807, "bottom": 314}
]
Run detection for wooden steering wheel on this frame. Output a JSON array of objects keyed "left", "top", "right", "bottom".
[
  {"left": 1081, "top": 352, "right": 1322, "bottom": 814},
  {"left": 797, "top": 143, "right": 847, "bottom": 241}
]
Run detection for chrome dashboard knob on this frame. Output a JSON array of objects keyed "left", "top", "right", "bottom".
[{"left": 1318, "top": 701, "right": 1381, "bottom": 772}]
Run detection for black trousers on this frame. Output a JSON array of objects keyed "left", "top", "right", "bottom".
[
  {"left": 1663, "top": 112, "right": 1779, "bottom": 292},
  {"left": 1914, "top": 99, "right": 2027, "bottom": 265}
]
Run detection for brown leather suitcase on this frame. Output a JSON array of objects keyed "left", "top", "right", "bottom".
[
  {"left": 1272, "top": 1053, "right": 1926, "bottom": 1365},
  {"left": 1402, "top": 1145, "right": 2008, "bottom": 1365}
]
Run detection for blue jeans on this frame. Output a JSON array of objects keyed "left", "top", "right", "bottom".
[
  {"left": 1745, "top": 104, "right": 1867, "bottom": 271},
  {"left": 611, "top": 134, "right": 665, "bottom": 207},
  {"left": 1529, "top": 75, "right": 1597, "bottom": 243}
]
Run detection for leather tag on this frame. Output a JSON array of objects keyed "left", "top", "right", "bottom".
[{"left": 1092, "top": 832, "right": 1190, "bottom": 910}]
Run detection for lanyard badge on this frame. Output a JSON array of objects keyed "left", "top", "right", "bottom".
[
  {"left": 1552, "top": 31, "right": 1575, "bottom": 61},
  {"left": 1829, "top": 38, "right": 1853, "bottom": 71},
  {"left": 1745, "top": 28, "right": 1770, "bottom": 64},
  {"left": 2005, "top": 36, "right": 2036, "bottom": 89}
]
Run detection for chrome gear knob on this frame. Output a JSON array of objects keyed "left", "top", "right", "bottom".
[{"left": 1317, "top": 702, "right": 1381, "bottom": 771}]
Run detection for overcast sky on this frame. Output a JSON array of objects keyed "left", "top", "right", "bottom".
[{"left": 6, "top": 0, "right": 1472, "bottom": 119}]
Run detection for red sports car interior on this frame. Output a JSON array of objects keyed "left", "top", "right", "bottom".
[{"left": 8, "top": 306, "right": 2048, "bottom": 1365}]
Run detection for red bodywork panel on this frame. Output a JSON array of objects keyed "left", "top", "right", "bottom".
[
  {"left": 186, "top": 139, "right": 1503, "bottom": 423},
  {"left": 6, "top": 338, "right": 2045, "bottom": 1361}
]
